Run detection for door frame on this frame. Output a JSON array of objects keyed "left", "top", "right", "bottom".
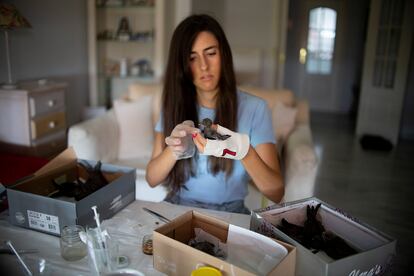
[
  {"left": 298, "top": 0, "right": 346, "bottom": 112},
  {"left": 356, "top": 0, "right": 414, "bottom": 144}
]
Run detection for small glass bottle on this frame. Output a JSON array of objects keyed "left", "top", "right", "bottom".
[
  {"left": 60, "top": 225, "right": 87, "bottom": 261},
  {"left": 142, "top": 234, "right": 153, "bottom": 255}
]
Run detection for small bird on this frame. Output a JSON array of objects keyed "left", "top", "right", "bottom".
[
  {"left": 199, "top": 118, "right": 231, "bottom": 140},
  {"left": 49, "top": 161, "right": 109, "bottom": 201}
]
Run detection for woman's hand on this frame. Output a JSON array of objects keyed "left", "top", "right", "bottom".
[
  {"left": 193, "top": 124, "right": 250, "bottom": 160},
  {"left": 193, "top": 123, "right": 284, "bottom": 202},
  {"left": 165, "top": 120, "right": 200, "bottom": 160}
]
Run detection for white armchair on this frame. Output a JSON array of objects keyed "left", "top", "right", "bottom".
[{"left": 68, "top": 83, "right": 318, "bottom": 210}]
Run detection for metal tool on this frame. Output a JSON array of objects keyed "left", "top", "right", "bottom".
[
  {"left": 6, "top": 240, "right": 33, "bottom": 276},
  {"left": 141, "top": 208, "right": 171, "bottom": 256},
  {"left": 142, "top": 207, "right": 171, "bottom": 223},
  {"left": 0, "top": 248, "right": 38, "bottom": 255}
]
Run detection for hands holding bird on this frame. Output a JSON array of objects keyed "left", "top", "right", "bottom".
[
  {"left": 166, "top": 118, "right": 250, "bottom": 160},
  {"left": 193, "top": 118, "right": 250, "bottom": 160}
]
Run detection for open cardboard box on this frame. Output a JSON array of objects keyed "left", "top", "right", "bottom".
[
  {"left": 7, "top": 147, "right": 136, "bottom": 236},
  {"left": 153, "top": 210, "right": 296, "bottom": 276},
  {"left": 250, "top": 198, "right": 396, "bottom": 276}
]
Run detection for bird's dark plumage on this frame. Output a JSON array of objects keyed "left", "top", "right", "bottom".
[{"left": 199, "top": 118, "right": 231, "bottom": 140}]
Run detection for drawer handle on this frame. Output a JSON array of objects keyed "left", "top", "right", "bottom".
[
  {"left": 48, "top": 121, "right": 56, "bottom": 128},
  {"left": 48, "top": 100, "right": 56, "bottom": 107}
]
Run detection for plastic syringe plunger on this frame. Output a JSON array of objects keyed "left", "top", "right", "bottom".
[
  {"left": 90, "top": 206, "right": 111, "bottom": 268},
  {"left": 91, "top": 205, "right": 101, "bottom": 228}
]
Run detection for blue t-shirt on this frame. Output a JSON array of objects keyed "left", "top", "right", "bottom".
[{"left": 155, "top": 90, "right": 276, "bottom": 204}]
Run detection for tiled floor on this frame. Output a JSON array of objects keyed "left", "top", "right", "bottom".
[{"left": 310, "top": 112, "right": 414, "bottom": 276}]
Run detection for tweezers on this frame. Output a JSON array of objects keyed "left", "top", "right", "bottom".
[{"left": 142, "top": 207, "right": 171, "bottom": 223}]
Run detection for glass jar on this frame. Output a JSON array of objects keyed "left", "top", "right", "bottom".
[
  {"left": 142, "top": 234, "right": 153, "bottom": 255},
  {"left": 60, "top": 225, "right": 87, "bottom": 261}
]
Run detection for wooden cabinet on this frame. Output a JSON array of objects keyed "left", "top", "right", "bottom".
[
  {"left": 87, "top": 0, "right": 165, "bottom": 107},
  {"left": 0, "top": 81, "right": 68, "bottom": 157}
]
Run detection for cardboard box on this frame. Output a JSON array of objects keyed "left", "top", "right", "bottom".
[
  {"left": 7, "top": 148, "right": 135, "bottom": 236},
  {"left": 153, "top": 210, "right": 296, "bottom": 276},
  {"left": 250, "top": 198, "right": 396, "bottom": 276}
]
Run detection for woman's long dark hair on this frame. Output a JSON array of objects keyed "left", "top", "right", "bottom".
[{"left": 162, "top": 14, "right": 238, "bottom": 195}]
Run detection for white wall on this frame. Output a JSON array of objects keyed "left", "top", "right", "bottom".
[
  {"left": 192, "top": 0, "right": 225, "bottom": 22},
  {"left": 192, "top": 0, "right": 286, "bottom": 88},
  {"left": 0, "top": 0, "right": 89, "bottom": 126}
]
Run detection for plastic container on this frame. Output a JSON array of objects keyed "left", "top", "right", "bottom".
[{"left": 191, "top": 266, "right": 222, "bottom": 276}]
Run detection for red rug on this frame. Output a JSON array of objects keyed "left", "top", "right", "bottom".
[{"left": 0, "top": 153, "right": 49, "bottom": 186}]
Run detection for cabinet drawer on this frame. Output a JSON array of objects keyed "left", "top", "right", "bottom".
[
  {"left": 31, "top": 112, "right": 66, "bottom": 140},
  {"left": 32, "top": 130, "right": 67, "bottom": 157},
  {"left": 29, "top": 90, "right": 65, "bottom": 117}
]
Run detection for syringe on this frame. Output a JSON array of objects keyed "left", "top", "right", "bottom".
[{"left": 91, "top": 205, "right": 110, "bottom": 267}]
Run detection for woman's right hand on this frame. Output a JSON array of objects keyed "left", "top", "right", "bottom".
[{"left": 165, "top": 120, "right": 200, "bottom": 160}]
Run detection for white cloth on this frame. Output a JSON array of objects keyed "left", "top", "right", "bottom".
[{"left": 202, "top": 125, "right": 250, "bottom": 160}]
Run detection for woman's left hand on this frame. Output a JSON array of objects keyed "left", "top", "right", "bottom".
[{"left": 193, "top": 124, "right": 250, "bottom": 160}]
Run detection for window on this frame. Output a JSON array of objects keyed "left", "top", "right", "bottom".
[{"left": 306, "top": 7, "right": 337, "bottom": 74}]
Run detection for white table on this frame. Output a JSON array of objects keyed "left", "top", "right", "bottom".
[{"left": 0, "top": 200, "right": 250, "bottom": 275}]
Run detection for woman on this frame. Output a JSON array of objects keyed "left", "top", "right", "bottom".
[{"left": 145, "top": 14, "right": 283, "bottom": 214}]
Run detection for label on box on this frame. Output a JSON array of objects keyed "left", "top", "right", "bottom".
[{"left": 27, "top": 210, "right": 60, "bottom": 235}]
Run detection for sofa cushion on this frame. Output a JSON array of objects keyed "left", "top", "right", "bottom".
[
  {"left": 135, "top": 169, "right": 168, "bottom": 202},
  {"left": 109, "top": 157, "right": 168, "bottom": 202},
  {"left": 113, "top": 156, "right": 150, "bottom": 171},
  {"left": 114, "top": 95, "right": 154, "bottom": 160},
  {"left": 68, "top": 110, "right": 119, "bottom": 162},
  {"left": 283, "top": 124, "right": 317, "bottom": 201},
  {"left": 128, "top": 82, "right": 162, "bottom": 98},
  {"left": 239, "top": 86, "right": 295, "bottom": 109},
  {"left": 272, "top": 102, "right": 297, "bottom": 147},
  {"left": 295, "top": 100, "right": 310, "bottom": 124},
  {"left": 128, "top": 83, "right": 162, "bottom": 125}
]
